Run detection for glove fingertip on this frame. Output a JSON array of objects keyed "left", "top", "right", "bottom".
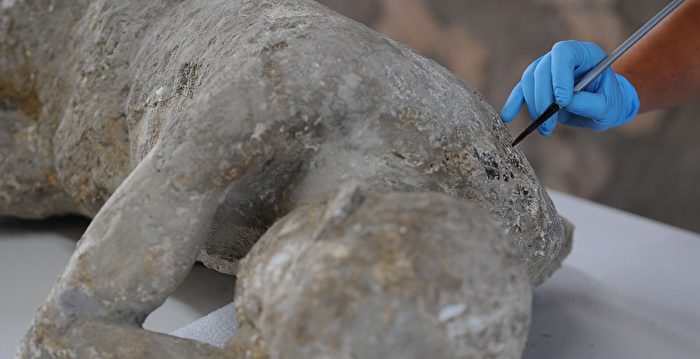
[
  {"left": 501, "top": 101, "right": 517, "bottom": 122},
  {"left": 500, "top": 111, "right": 514, "bottom": 123},
  {"left": 537, "top": 119, "right": 554, "bottom": 136},
  {"left": 501, "top": 84, "right": 524, "bottom": 122}
]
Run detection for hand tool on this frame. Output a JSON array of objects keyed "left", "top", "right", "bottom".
[{"left": 511, "top": 0, "right": 686, "bottom": 147}]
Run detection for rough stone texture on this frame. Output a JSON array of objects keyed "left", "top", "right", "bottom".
[
  {"left": 0, "top": 0, "right": 572, "bottom": 357},
  {"left": 230, "top": 186, "right": 532, "bottom": 359},
  {"left": 318, "top": 0, "right": 700, "bottom": 233}
]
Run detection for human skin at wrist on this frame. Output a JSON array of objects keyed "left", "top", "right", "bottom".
[{"left": 612, "top": 0, "right": 700, "bottom": 113}]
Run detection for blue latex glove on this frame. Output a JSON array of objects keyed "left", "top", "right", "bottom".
[{"left": 501, "top": 41, "right": 641, "bottom": 135}]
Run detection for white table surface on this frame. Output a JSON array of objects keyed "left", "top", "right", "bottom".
[
  {"left": 524, "top": 191, "right": 700, "bottom": 359},
  {"left": 1, "top": 190, "right": 699, "bottom": 358},
  {"left": 0, "top": 217, "right": 235, "bottom": 357}
]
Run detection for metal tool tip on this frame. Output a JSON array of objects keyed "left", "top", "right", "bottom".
[{"left": 511, "top": 134, "right": 525, "bottom": 147}]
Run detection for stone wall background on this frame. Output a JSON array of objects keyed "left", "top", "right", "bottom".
[{"left": 318, "top": 0, "right": 700, "bottom": 232}]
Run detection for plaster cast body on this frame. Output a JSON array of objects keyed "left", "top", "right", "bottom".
[
  {"left": 0, "top": 0, "right": 571, "bottom": 357},
  {"left": 230, "top": 187, "right": 532, "bottom": 359}
]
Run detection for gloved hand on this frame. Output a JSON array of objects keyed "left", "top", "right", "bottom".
[{"left": 501, "top": 40, "right": 641, "bottom": 135}]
